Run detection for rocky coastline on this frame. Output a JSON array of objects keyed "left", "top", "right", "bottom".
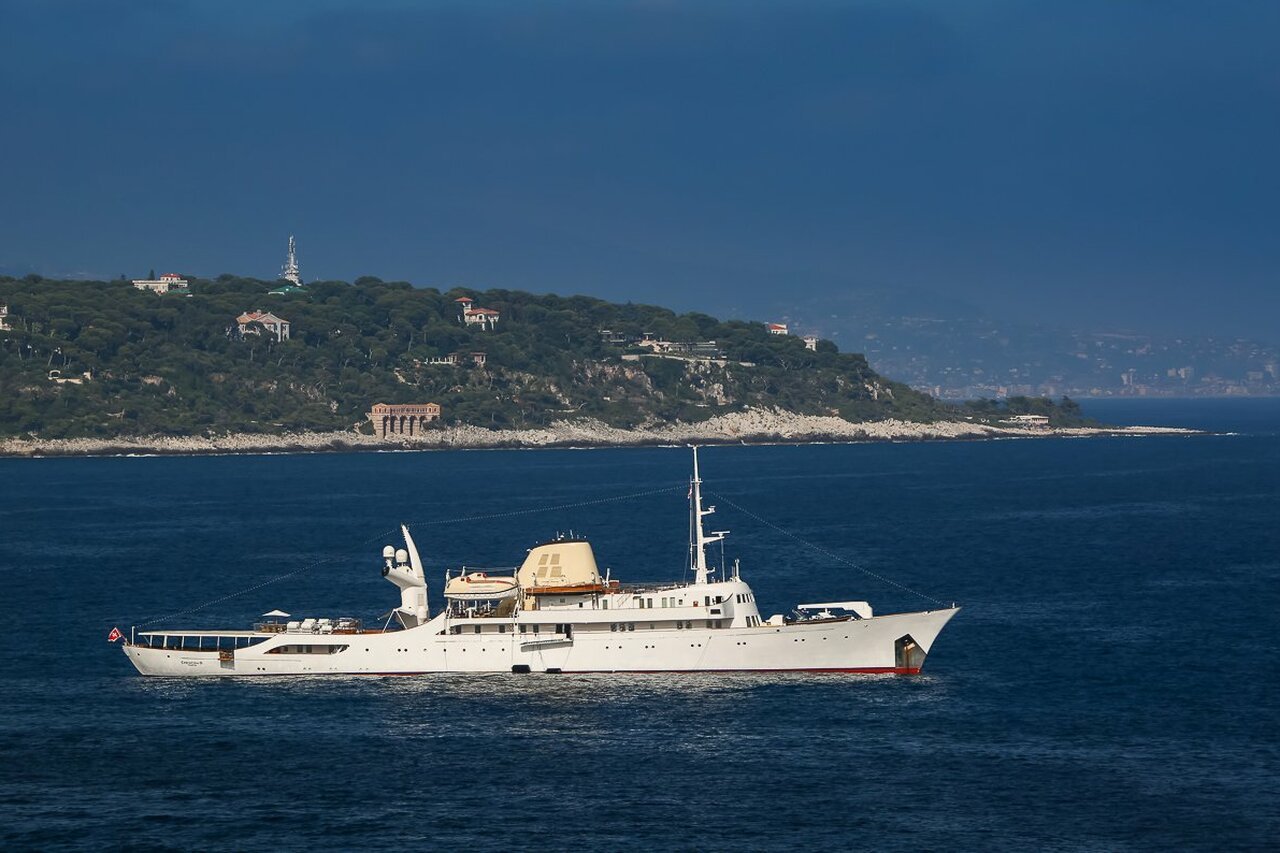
[{"left": 0, "top": 408, "right": 1198, "bottom": 458}]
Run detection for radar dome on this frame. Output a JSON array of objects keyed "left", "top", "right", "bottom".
[{"left": 395, "top": 548, "right": 409, "bottom": 565}]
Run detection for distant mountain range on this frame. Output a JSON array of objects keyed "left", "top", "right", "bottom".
[{"left": 776, "top": 290, "right": 1280, "bottom": 398}]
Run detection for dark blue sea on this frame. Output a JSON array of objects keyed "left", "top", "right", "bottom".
[{"left": 2, "top": 398, "right": 1278, "bottom": 850}]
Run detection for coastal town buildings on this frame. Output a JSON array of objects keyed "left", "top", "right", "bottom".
[
  {"left": 803, "top": 335, "right": 818, "bottom": 351},
  {"left": 236, "top": 311, "right": 291, "bottom": 342},
  {"left": 132, "top": 273, "right": 189, "bottom": 294},
  {"left": 767, "top": 323, "right": 788, "bottom": 335},
  {"left": 0, "top": 305, "right": 10, "bottom": 331},
  {"left": 368, "top": 402, "right": 442, "bottom": 437}
]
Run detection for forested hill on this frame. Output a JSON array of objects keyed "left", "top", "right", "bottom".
[{"left": 0, "top": 275, "right": 1081, "bottom": 439}]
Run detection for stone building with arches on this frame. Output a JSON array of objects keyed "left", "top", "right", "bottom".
[{"left": 367, "top": 402, "right": 442, "bottom": 438}]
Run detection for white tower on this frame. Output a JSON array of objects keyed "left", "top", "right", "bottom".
[{"left": 280, "top": 235, "right": 302, "bottom": 285}]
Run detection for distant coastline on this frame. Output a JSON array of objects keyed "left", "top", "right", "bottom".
[{"left": 0, "top": 409, "right": 1199, "bottom": 458}]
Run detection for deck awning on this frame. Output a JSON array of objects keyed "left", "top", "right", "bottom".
[
  {"left": 138, "top": 630, "right": 262, "bottom": 638},
  {"left": 261, "top": 609, "right": 291, "bottom": 618}
]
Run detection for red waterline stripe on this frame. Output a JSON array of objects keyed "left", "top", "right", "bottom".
[
  {"left": 351, "top": 667, "right": 924, "bottom": 676},
  {"left": 141, "top": 667, "right": 922, "bottom": 677}
]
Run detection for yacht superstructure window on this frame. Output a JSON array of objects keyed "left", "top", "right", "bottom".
[{"left": 266, "top": 645, "right": 349, "bottom": 655}]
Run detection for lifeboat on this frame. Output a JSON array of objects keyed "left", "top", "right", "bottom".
[{"left": 444, "top": 572, "right": 519, "bottom": 601}]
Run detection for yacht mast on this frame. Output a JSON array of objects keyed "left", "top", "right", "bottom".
[{"left": 689, "top": 446, "right": 725, "bottom": 585}]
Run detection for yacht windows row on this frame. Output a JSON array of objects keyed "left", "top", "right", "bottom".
[{"left": 449, "top": 619, "right": 734, "bottom": 634}]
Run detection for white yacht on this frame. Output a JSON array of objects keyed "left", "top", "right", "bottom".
[{"left": 120, "top": 449, "right": 959, "bottom": 677}]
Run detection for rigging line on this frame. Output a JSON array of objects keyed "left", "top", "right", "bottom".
[
  {"left": 707, "top": 490, "right": 948, "bottom": 608},
  {"left": 402, "top": 484, "right": 686, "bottom": 529},
  {"left": 136, "top": 484, "right": 686, "bottom": 627},
  {"left": 136, "top": 526, "right": 401, "bottom": 627}
]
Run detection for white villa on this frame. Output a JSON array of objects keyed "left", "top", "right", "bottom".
[
  {"left": 236, "top": 310, "right": 291, "bottom": 342},
  {"left": 454, "top": 296, "right": 500, "bottom": 330},
  {"left": 1004, "top": 414, "right": 1051, "bottom": 430},
  {"left": 132, "top": 273, "right": 190, "bottom": 294}
]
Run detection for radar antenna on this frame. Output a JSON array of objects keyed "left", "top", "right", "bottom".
[{"left": 280, "top": 235, "right": 302, "bottom": 285}]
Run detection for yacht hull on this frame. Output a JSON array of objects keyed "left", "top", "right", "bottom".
[{"left": 122, "top": 606, "right": 958, "bottom": 677}]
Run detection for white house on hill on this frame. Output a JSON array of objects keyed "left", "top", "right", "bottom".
[
  {"left": 454, "top": 296, "right": 500, "bottom": 330},
  {"left": 236, "top": 310, "right": 291, "bottom": 342},
  {"left": 133, "top": 273, "right": 189, "bottom": 294}
]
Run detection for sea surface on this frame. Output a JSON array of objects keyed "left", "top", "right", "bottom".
[{"left": 2, "top": 399, "right": 1278, "bottom": 851}]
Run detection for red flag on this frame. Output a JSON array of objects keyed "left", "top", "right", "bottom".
[{"left": 107, "top": 627, "right": 122, "bottom": 643}]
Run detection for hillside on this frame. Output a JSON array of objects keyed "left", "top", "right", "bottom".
[{"left": 0, "top": 275, "right": 1083, "bottom": 440}]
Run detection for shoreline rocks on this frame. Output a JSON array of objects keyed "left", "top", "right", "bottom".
[{"left": 0, "top": 409, "right": 1199, "bottom": 458}]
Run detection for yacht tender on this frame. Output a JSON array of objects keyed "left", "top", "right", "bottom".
[{"left": 120, "top": 448, "right": 959, "bottom": 676}]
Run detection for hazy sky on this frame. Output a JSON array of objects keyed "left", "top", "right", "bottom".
[{"left": 3, "top": 1, "right": 1277, "bottom": 337}]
